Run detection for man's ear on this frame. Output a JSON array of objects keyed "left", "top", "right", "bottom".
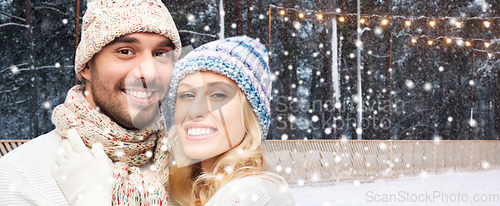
[{"left": 80, "top": 63, "right": 92, "bottom": 81}]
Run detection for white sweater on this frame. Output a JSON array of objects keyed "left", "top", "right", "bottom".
[{"left": 0, "top": 130, "right": 69, "bottom": 206}]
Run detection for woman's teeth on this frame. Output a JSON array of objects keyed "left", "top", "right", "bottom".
[
  {"left": 187, "top": 128, "right": 216, "bottom": 136},
  {"left": 124, "top": 89, "right": 152, "bottom": 99}
]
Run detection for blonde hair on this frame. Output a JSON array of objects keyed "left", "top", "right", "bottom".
[{"left": 169, "top": 90, "right": 267, "bottom": 206}]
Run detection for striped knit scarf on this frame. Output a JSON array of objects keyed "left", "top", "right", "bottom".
[{"left": 52, "top": 85, "right": 169, "bottom": 205}]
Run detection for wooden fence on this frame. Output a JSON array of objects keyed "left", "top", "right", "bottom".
[
  {"left": 263, "top": 140, "right": 500, "bottom": 185},
  {"left": 0, "top": 140, "right": 29, "bottom": 157},
  {"left": 2, "top": 139, "right": 499, "bottom": 186}
]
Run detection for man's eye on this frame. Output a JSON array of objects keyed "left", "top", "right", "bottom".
[
  {"left": 154, "top": 51, "right": 172, "bottom": 58},
  {"left": 118, "top": 50, "right": 134, "bottom": 55}
]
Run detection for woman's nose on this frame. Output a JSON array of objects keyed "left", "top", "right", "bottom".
[{"left": 188, "top": 88, "right": 211, "bottom": 119}]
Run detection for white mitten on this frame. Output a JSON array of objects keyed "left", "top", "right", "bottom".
[{"left": 51, "top": 129, "right": 113, "bottom": 206}]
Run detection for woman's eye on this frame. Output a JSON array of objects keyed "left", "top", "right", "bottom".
[
  {"left": 178, "top": 93, "right": 195, "bottom": 99},
  {"left": 210, "top": 93, "right": 227, "bottom": 99}
]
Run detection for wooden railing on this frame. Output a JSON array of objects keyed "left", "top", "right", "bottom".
[
  {"left": 263, "top": 140, "right": 500, "bottom": 185},
  {"left": 0, "top": 140, "right": 29, "bottom": 157},
  {"left": 2, "top": 139, "right": 499, "bottom": 186}
]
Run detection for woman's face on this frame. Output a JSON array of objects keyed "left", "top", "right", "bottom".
[{"left": 174, "top": 71, "right": 246, "bottom": 160}]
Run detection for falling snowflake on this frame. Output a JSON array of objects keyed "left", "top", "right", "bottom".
[
  {"left": 259, "top": 14, "right": 264, "bottom": 20},
  {"left": 311, "top": 173, "right": 319, "bottom": 182},
  {"left": 438, "top": 66, "right": 444, "bottom": 72},
  {"left": 353, "top": 180, "right": 360, "bottom": 186},
  {"left": 224, "top": 165, "right": 234, "bottom": 174},
  {"left": 231, "top": 23, "right": 237, "bottom": 29},
  {"left": 405, "top": 80, "right": 415, "bottom": 89},
  {"left": 281, "top": 134, "right": 288, "bottom": 140},
  {"left": 288, "top": 114, "right": 296, "bottom": 123},
  {"left": 149, "top": 164, "right": 157, "bottom": 171},
  {"left": 146, "top": 151, "right": 153, "bottom": 157},
  {"left": 276, "top": 165, "right": 283, "bottom": 172},
  {"left": 62, "top": 19, "right": 68, "bottom": 24},
  {"left": 325, "top": 128, "right": 332, "bottom": 134},
  {"left": 469, "top": 119, "right": 477, "bottom": 127},
  {"left": 423, "top": 82, "right": 433, "bottom": 91},
  {"left": 434, "top": 136, "right": 441, "bottom": 144},
  {"left": 379, "top": 142, "right": 387, "bottom": 150},
  {"left": 293, "top": 21, "right": 301, "bottom": 30},
  {"left": 311, "top": 115, "right": 319, "bottom": 122},
  {"left": 204, "top": 25, "right": 210, "bottom": 31},
  {"left": 187, "top": 14, "right": 196, "bottom": 22},
  {"left": 334, "top": 156, "right": 341, "bottom": 163},
  {"left": 297, "top": 179, "right": 304, "bottom": 186},
  {"left": 9, "top": 65, "right": 19, "bottom": 74},
  {"left": 285, "top": 167, "right": 292, "bottom": 174},
  {"left": 42, "top": 101, "right": 51, "bottom": 109},
  {"left": 55, "top": 62, "right": 61, "bottom": 68},
  {"left": 419, "top": 170, "right": 428, "bottom": 179},
  {"left": 482, "top": 161, "right": 490, "bottom": 169},
  {"left": 447, "top": 117, "right": 453, "bottom": 122}
]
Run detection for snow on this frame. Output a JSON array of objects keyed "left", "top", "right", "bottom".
[{"left": 290, "top": 169, "right": 500, "bottom": 206}]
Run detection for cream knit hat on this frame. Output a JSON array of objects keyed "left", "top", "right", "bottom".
[{"left": 74, "top": 0, "right": 181, "bottom": 80}]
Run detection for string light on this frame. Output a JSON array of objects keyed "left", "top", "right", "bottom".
[
  {"left": 381, "top": 19, "right": 389, "bottom": 25},
  {"left": 429, "top": 20, "right": 436, "bottom": 27},
  {"left": 484, "top": 21, "right": 491, "bottom": 28},
  {"left": 269, "top": 5, "right": 500, "bottom": 54},
  {"left": 317, "top": 14, "right": 323, "bottom": 20}
]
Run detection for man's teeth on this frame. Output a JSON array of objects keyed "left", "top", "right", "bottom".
[
  {"left": 124, "top": 89, "right": 152, "bottom": 99},
  {"left": 187, "top": 128, "right": 216, "bottom": 136}
]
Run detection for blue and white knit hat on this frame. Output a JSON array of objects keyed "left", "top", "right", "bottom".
[{"left": 166, "top": 36, "right": 272, "bottom": 138}]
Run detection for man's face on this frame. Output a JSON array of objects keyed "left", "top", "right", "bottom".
[{"left": 81, "top": 33, "right": 175, "bottom": 129}]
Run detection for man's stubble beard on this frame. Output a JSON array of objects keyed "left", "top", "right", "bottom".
[{"left": 90, "top": 65, "right": 162, "bottom": 130}]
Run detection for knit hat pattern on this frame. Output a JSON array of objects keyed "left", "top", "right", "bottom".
[
  {"left": 166, "top": 36, "right": 272, "bottom": 138},
  {"left": 74, "top": 0, "right": 181, "bottom": 80}
]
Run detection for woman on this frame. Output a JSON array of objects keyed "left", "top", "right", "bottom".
[
  {"left": 53, "top": 37, "right": 296, "bottom": 205},
  {"left": 166, "top": 36, "right": 295, "bottom": 205}
]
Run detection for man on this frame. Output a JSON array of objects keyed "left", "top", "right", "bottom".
[{"left": 0, "top": 0, "right": 181, "bottom": 205}]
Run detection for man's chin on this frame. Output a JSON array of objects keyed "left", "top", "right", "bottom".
[{"left": 129, "top": 109, "right": 161, "bottom": 129}]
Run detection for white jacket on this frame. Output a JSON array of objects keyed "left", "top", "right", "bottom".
[{"left": 0, "top": 130, "right": 69, "bottom": 205}]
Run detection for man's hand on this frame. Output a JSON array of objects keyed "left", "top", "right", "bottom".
[{"left": 51, "top": 129, "right": 113, "bottom": 206}]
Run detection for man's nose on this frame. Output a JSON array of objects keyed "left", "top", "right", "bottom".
[{"left": 137, "top": 58, "right": 158, "bottom": 81}]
